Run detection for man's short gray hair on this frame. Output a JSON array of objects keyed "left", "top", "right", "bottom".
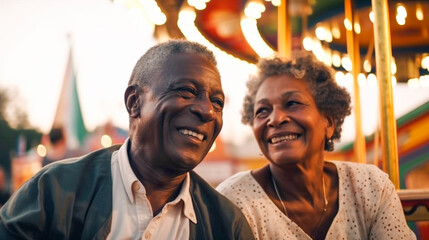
[{"left": 128, "top": 39, "right": 218, "bottom": 87}]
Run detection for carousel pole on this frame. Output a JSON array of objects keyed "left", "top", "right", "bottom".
[
  {"left": 344, "top": 0, "right": 366, "bottom": 164},
  {"left": 371, "top": 0, "right": 399, "bottom": 188},
  {"left": 278, "top": 0, "right": 291, "bottom": 58}
]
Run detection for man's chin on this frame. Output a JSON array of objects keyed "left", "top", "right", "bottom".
[{"left": 164, "top": 156, "right": 203, "bottom": 174}]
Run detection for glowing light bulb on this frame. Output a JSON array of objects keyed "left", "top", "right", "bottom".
[
  {"left": 363, "top": 59, "right": 371, "bottom": 73},
  {"left": 101, "top": 135, "right": 112, "bottom": 148},
  {"left": 369, "top": 11, "right": 374, "bottom": 23},
  {"left": 37, "top": 144, "right": 47, "bottom": 157},
  {"left": 332, "top": 52, "right": 341, "bottom": 68},
  {"left": 367, "top": 73, "right": 377, "bottom": 86},
  {"left": 342, "top": 56, "right": 352, "bottom": 72},
  {"left": 358, "top": 73, "right": 366, "bottom": 86},
  {"left": 344, "top": 18, "right": 352, "bottom": 31},
  {"left": 416, "top": 4, "right": 424, "bottom": 21}
]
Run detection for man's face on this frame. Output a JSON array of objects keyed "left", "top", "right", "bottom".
[{"left": 134, "top": 53, "right": 224, "bottom": 173}]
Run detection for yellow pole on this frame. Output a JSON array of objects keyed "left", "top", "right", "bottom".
[
  {"left": 344, "top": 0, "right": 366, "bottom": 164},
  {"left": 371, "top": 0, "right": 400, "bottom": 188},
  {"left": 278, "top": 0, "right": 291, "bottom": 58}
]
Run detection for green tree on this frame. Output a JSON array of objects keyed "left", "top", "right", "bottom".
[{"left": 0, "top": 87, "right": 42, "bottom": 175}]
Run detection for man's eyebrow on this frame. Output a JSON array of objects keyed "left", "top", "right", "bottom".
[{"left": 213, "top": 89, "right": 225, "bottom": 99}]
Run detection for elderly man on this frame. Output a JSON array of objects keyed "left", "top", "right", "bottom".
[{"left": 0, "top": 40, "right": 254, "bottom": 240}]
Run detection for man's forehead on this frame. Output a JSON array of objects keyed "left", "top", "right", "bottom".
[
  {"left": 162, "top": 54, "right": 219, "bottom": 78},
  {"left": 164, "top": 53, "right": 215, "bottom": 66}
]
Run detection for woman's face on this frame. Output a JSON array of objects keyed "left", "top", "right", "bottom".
[{"left": 252, "top": 74, "right": 334, "bottom": 166}]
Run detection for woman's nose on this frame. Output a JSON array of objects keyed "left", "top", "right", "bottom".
[{"left": 267, "top": 108, "right": 289, "bottom": 127}]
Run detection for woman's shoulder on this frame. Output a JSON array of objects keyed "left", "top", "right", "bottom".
[
  {"left": 329, "top": 160, "right": 390, "bottom": 187},
  {"left": 330, "top": 160, "right": 386, "bottom": 175},
  {"left": 216, "top": 170, "right": 253, "bottom": 195}
]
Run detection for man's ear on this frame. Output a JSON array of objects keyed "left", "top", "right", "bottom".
[{"left": 124, "top": 85, "right": 141, "bottom": 118}]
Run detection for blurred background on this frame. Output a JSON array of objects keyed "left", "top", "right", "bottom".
[{"left": 0, "top": 0, "right": 429, "bottom": 236}]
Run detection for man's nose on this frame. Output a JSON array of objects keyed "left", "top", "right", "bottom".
[{"left": 189, "top": 97, "right": 215, "bottom": 122}]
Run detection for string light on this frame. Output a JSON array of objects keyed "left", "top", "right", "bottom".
[
  {"left": 396, "top": 4, "right": 407, "bottom": 25},
  {"left": 139, "top": 0, "right": 166, "bottom": 25},
  {"left": 303, "top": 36, "right": 314, "bottom": 51},
  {"left": 335, "top": 71, "right": 345, "bottom": 85},
  {"left": 363, "top": 59, "right": 372, "bottom": 73},
  {"left": 332, "top": 25, "right": 341, "bottom": 39},
  {"left": 408, "top": 78, "right": 420, "bottom": 89},
  {"left": 391, "top": 75, "right": 397, "bottom": 87},
  {"left": 188, "top": 0, "right": 211, "bottom": 10},
  {"left": 416, "top": 3, "right": 424, "bottom": 21},
  {"left": 341, "top": 56, "right": 352, "bottom": 71},
  {"left": 241, "top": 17, "right": 275, "bottom": 57},
  {"left": 101, "top": 135, "right": 112, "bottom": 148},
  {"left": 344, "top": 18, "right": 352, "bottom": 31},
  {"left": 367, "top": 73, "right": 377, "bottom": 86},
  {"left": 37, "top": 144, "right": 47, "bottom": 157},
  {"left": 332, "top": 52, "right": 341, "bottom": 68},
  {"left": 244, "top": 1, "right": 266, "bottom": 19},
  {"left": 354, "top": 22, "right": 361, "bottom": 34},
  {"left": 391, "top": 57, "right": 397, "bottom": 74},
  {"left": 420, "top": 75, "right": 429, "bottom": 88},
  {"left": 369, "top": 11, "right": 375, "bottom": 23},
  {"left": 421, "top": 56, "right": 429, "bottom": 70},
  {"left": 358, "top": 73, "right": 366, "bottom": 86}
]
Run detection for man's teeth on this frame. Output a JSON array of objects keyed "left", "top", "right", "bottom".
[
  {"left": 271, "top": 134, "right": 298, "bottom": 144},
  {"left": 179, "top": 129, "right": 204, "bottom": 141}
]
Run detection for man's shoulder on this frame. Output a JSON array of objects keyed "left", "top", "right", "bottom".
[
  {"left": 35, "top": 145, "right": 121, "bottom": 184},
  {"left": 188, "top": 171, "right": 255, "bottom": 239},
  {"left": 44, "top": 145, "right": 120, "bottom": 168}
]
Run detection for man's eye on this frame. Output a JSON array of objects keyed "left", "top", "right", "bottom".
[
  {"left": 211, "top": 98, "right": 224, "bottom": 111},
  {"left": 178, "top": 87, "right": 196, "bottom": 97}
]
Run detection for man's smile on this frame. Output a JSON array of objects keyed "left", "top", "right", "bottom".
[{"left": 178, "top": 128, "right": 205, "bottom": 141}]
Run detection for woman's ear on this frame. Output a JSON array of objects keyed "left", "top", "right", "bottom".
[
  {"left": 325, "top": 115, "right": 335, "bottom": 139},
  {"left": 124, "top": 85, "right": 141, "bottom": 118}
]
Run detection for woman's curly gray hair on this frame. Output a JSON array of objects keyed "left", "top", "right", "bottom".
[{"left": 242, "top": 52, "right": 351, "bottom": 151}]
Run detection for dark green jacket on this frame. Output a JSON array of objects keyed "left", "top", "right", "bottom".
[{"left": 0, "top": 146, "right": 254, "bottom": 240}]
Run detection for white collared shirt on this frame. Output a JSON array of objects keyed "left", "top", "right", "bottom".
[{"left": 107, "top": 138, "right": 197, "bottom": 240}]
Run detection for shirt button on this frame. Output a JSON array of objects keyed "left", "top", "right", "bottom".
[{"left": 133, "top": 182, "right": 140, "bottom": 191}]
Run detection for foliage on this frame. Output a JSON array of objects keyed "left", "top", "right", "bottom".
[{"left": 0, "top": 87, "right": 42, "bottom": 175}]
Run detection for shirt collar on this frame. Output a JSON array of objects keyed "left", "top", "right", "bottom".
[
  {"left": 116, "top": 138, "right": 197, "bottom": 223},
  {"left": 117, "top": 138, "right": 140, "bottom": 203},
  {"left": 169, "top": 172, "right": 197, "bottom": 223}
]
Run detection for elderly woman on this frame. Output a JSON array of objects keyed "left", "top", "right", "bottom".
[{"left": 216, "top": 52, "right": 415, "bottom": 239}]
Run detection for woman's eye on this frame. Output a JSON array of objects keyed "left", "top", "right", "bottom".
[
  {"left": 286, "top": 100, "right": 301, "bottom": 107},
  {"left": 255, "top": 108, "right": 269, "bottom": 117}
]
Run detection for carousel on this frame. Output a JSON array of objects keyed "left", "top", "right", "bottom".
[{"left": 136, "top": 0, "right": 429, "bottom": 236}]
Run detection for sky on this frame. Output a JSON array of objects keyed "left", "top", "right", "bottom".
[
  {"left": 0, "top": 0, "right": 156, "bottom": 132},
  {"left": 1, "top": 0, "right": 429, "bottom": 150}
]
